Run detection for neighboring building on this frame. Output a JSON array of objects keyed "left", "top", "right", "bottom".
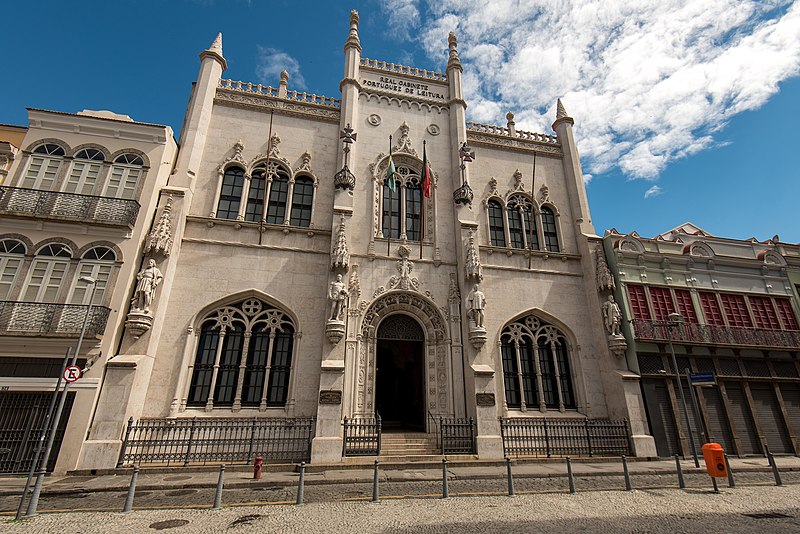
[
  {"left": 604, "top": 223, "right": 800, "bottom": 457},
  {"left": 0, "top": 109, "right": 176, "bottom": 473},
  {"left": 74, "top": 11, "right": 655, "bottom": 470},
  {"left": 0, "top": 124, "right": 27, "bottom": 184}
]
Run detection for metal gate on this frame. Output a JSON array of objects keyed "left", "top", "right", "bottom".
[
  {"left": 701, "top": 386, "right": 734, "bottom": 452},
  {"left": 750, "top": 383, "right": 792, "bottom": 454},
  {"left": 0, "top": 391, "right": 75, "bottom": 474},
  {"left": 724, "top": 382, "right": 761, "bottom": 455},
  {"left": 642, "top": 379, "right": 680, "bottom": 457}
]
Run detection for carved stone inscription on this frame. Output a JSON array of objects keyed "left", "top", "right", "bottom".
[{"left": 319, "top": 390, "right": 342, "bottom": 405}]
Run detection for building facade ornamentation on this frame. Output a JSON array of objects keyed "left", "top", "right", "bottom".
[
  {"left": 331, "top": 217, "right": 350, "bottom": 271},
  {"left": 143, "top": 196, "right": 174, "bottom": 257},
  {"left": 465, "top": 230, "right": 483, "bottom": 282}
]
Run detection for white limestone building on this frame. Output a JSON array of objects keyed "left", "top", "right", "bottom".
[{"left": 3, "top": 11, "right": 660, "bottom": 472}]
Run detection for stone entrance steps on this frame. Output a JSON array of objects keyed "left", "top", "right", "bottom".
[{"left": 380, "top": 432, "right": 439, "bottom": 457}]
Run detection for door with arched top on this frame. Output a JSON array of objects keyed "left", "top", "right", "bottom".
[{"left": 375, "top": 314, "right": 425, "bottom": 431}]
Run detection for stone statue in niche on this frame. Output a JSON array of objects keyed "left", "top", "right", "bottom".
[
  {"left": 131, "top": 259, "right": 163, "bottom": 313},
  {"left": 467, "top": 283, "right": 487, "bottom": 328},
  {"left": 602, "top": 294, "right": 622, "bottom": 337},
  {"left": 328, "top": 274, "right": 349, "bottom": 321}
]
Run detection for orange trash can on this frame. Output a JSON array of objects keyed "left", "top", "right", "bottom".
[{"left": 701, "top": 443, "right": 727, "bottom": 478}]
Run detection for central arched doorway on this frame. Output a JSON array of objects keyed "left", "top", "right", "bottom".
[{"left": 375, "top": 314, "right": 425, "bottom": 431}]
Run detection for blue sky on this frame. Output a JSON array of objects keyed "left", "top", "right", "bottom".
[{"left": 2, "top": 0, "right": 799, "bottom": 242}]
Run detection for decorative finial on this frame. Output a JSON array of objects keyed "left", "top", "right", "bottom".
[
  {"left": 200, "top": 32, "right": 227, "bottom": 70},
  {"left": 552, "top": 98, "right": 574, "bottom": 130},
  {"left": 280, "top": 70, "right": 289, "bottom": 83},
  {"left": 346, "top": 9, "right": 361, "bottom": 50},
  {"left": 447, "top": 31, "right": 462, "bottom": 71},
  {"left": 506, "top": 112, "right": 516, "bottom": 136}
]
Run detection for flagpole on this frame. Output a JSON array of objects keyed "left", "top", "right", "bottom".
[
  {"left": 259, "top": 110, "right": 274, "bottom": 246},
  {"left": 420, "top": 140, "right": 425, "bottom": 259},
  {"left": 527, "top": 152, "right": 537, "bottom": 270},
  {"left": 387, "top": 135, "right": 392, "bottom": 257}
]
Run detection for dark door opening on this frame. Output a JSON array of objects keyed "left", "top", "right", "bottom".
[{"left": 375, "top": 315, "right": 425, "bottom": 431}]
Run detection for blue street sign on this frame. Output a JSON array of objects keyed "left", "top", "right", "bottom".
[{"left": 689, "top": 371, "right": 716, "bottom": 386}]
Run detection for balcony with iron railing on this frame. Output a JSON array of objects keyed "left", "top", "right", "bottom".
[
  {"left": 632, "top": 319, "right": 800, "bottom": 350},
  {"left": 0, "top": 186, "right": 140, "bottom": 227},
  {"left": 0, "top": 301, "right": 110, "bottom": 337}
]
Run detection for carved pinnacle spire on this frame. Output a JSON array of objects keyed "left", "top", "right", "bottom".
[
  {"left": 552, "top": 98, "right": 574, "bottom": 130},
  {"left": 447, "top": 31, "right": 462, "bottom": 72},
  {"left": 200, "top": 32, "right": 227, "bottom": 70},
  {"left": 346, "top": 9, "right": 361, "bottom": 50}
]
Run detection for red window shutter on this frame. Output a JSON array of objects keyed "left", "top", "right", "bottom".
[
  {"left": 674, "top": 289, "right": 698, "bottom": 323},
  {"left": 775, "top": 298, "right": 800, "bottom": 330},
  {"left": 720, "top": 294, "right": 753, "bottom": 328},
  {"left": 627, "top": 285, "right": 651, "bottom": 320},
  {"left": 648, "top": 287, "right": 675, "bottom": 322},
  {"left": 748, "top": 296, "right": 781, "bottom": 330},
  {"left": 699, "top": 292, "right": 725, "bottom": 326}
]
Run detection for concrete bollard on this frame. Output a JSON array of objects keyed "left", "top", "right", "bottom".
[
  {"left": 622, "top": 455, "right": 632, "bottom": 491},
  {"left": 441, "top": 458, "right": 449, "bottom": 499},
  {"left": 674, "top": 455, "right": 685, "bottom": 489},
  {"left": 768, "top": 453, "right": 783, "bottom": 487},
  {"left": 505, "top": 457, "right": 515, "bottom": 497},
  {"left": 372, "top": 460, "right": 380, "bottom": 503},
  {"left": 567, "top": 457, "right": 576, "bottom": 494},
  {"left": 212, "top": 464, "right": 225, "bottom": 510},
  {"left": 296, "top": 461, "right": 306, "bottom": 505},
  {"left": 724, "top": 453, "right": 735, "bottom": 488},
  {"left": 122, "top": 465, "right": 140, "bottom": 513}
]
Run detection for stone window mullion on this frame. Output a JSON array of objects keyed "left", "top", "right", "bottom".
[
  {"left": 205, "top": 328, "right": 227, "bottom": 411},
  {"left": 178, "top": 329, "right": 200, "bottom": 413},
  {"left": 283, "top": 178, "right": 295, "bottom": 225},
  {"left": 551, "top": 340, "right": 565, "bottom": 412},
  {"left": 259, "top": 330, "right": 277, "bottom": 411},
  {"left": 399, "top": 184, "right": 407, "bottom": 240},
  {"left": 232, "top": 330, "right": 252, "bottom": 411},
  {"left": 210, "top": 171, "right": 225, "bottom": 217},
  {"left": 236, "top": 174, "right": 251, "bottom": 221},
  {"left": 263, "top": 177, "right": 274, "bottom": 224},
  {"left": 532, "top": 343, "right": 546, "bottom": 411},
  {"left": 513, "top": 339, "right": 527, "bottom": 412}
]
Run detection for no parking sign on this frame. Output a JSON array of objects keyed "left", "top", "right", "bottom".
[{"left": 63, "top": 365, "right": 82, "bottom": 383}]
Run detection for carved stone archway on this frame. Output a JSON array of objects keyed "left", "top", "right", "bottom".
[{"left": 354, "top": 291, "right": 454, "bottom": 422}]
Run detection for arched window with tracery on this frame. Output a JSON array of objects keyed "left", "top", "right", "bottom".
[
  {"left": 0, "top": 239, "right": 26, "bottom": 300},
  {"left": 500, "top": 313, "right": 576, "bottom": 411},
  {"left": 244, "top": 165, "right": 265, "bottom": 222},
  {"left": 64, "top": 148, "right": 105, "bottom": 195},
  {"left": 105, "top": 153, "right": 145, "bottom": 199},
  {"left": 217, "top": 166, "right": 244, "bottom": 220},
  {"left": 507, "top": 195, "right": 538, "bottom": 250},
  {"left": 21, "top": 243, "right": 72, "bottom": 302},
  {"left": 21, "top": 143, "right": 66, "bottom": 190},
  {"left": 382, "top": 165, "right": 423, "bottom": 241},
  {"left": 187, "top": 298, "right": 295, "bottom": 410},
  {"left": 266, "top": 169, "right": 289, "bottom": 224},
  {"left": 68, "top": 246, "right": 116, "bottom": 305}
]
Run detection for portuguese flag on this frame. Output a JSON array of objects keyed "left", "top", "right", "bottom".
[{"left": 421, "top": 142, "right": 431, "bottom": 198}]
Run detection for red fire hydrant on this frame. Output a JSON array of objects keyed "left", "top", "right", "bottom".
[{"left": 253, "top": 456, "right": 263, "bottom": 480}]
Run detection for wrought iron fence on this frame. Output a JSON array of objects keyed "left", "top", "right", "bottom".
[
  {"left": 342, "top": 414, "right": 381, "bottom": 457},
  {"left": 500, "top": 418, "right": 631, "bottom": 458},
  {"left": 117, "top": 417, "right": 315, "bottom": 467},
  {"left": 0, "top": 301, "right": 110, "bottom": 337},
  {"left": 0, "top": 391, "right": 75, "bottom": 474},
  {"left": 440, "top": 417, "right": 475, "bottom": 454},
  {"left": 0, "top": 186, "right": 140, "bottom": 227},
  {"left": 633, "top": 319, "right": 800, "bottom": 349}
]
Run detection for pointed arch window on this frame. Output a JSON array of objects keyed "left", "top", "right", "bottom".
[
  {"left": 187, "top": 298, "right": 296, "bottom": 410},
  {"left": 487, "top": 200, "right": 506, "bottom": 247},
  {"left": 0, "top": 239, "right": 26, "bottom": 300},
  {"left": 21, "top": 243, "right": 72, "bottom": 302},
  {"left": 381, "top": 165, "right": 423, "bottom": 241},
  {"left": 217, "top": 167, "right": 244, "bottom": 220},
  {"left": 507, "top": 195, "right": 538, "bottom": 250},
  {"left": 244, "top": 166, "right": 266, "bottom": 222},
  {"left": 290, "top": 176, "right": 314, "bottom": 227},
  {"left": 500, "top": 314, "right": 576, "bottom": 412},
  {"left": 21, "top": 144, "right": 66, "bottom": 190},
  {"left": 541, "top": 206, "right": 559, "bottom": 252},
  {"left": 105, "top": 153, "right": 144, "bottom": 199},
  {"left": 266, "top": 170, "right": 289, "bottom": 224}
]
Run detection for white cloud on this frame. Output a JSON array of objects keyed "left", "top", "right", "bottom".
[
  {"left": 644, "top": 185, "right": 663, "bottom": 199},
  {"left": 255, "top": 46, "right": 306, "bottom": 90},
  {"left": 381, "top": 0, "right": 421, "bottom": 40},
  {"left": 381, "top": 1, "right": 800, "bottom": 180}
]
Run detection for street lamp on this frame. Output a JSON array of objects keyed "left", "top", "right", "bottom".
[
  {"left": 23, "top": 276, "right": 97, "bottom": 517},
  {"left": 664, "top": 312, "right": 699, "bottom": 467}
]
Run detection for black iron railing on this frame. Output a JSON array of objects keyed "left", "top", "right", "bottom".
[
  {"left": 117, "top": 417, "right": 315, "bottom": 467},
  {"left": 0, "top": 301, "right": 110, "bottom": 337},
  {"left": 632, "top": 319, "right": 800, "bottom": 349},
  {"left": 0, "top": 186, "right": 140, "bottom": 227},
  {"left": 500, "top": 418, "right": 631, "bottom": 458},
  {"left": 342, "top": 414, "right": 381, "bottom": 457},
  {"left": 440, "top": 417, "right": 476, "bottom": 454}
]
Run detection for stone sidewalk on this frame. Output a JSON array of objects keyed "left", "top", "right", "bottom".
[{"left": 1, "top": 455, "right": 797, "bottom": 498}]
